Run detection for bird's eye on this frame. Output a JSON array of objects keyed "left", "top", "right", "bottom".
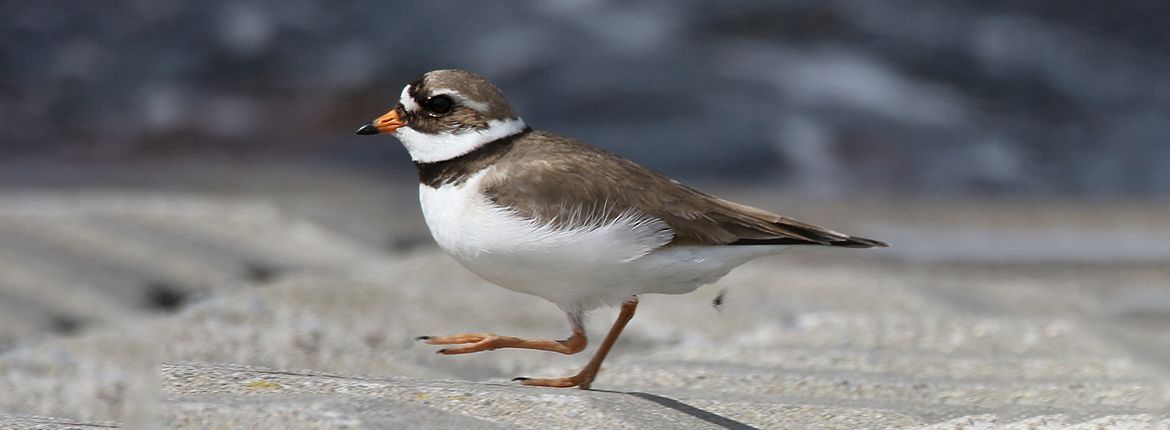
[{"left": 423, "top": 95, "right": 453, "bottom": 116}]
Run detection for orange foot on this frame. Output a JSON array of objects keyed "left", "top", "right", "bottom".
[
  {"left": 417, "top": 331, "right": 586, "bottom": 355},
  {"left": 512, "top": 297, "right": 639, "bottom": 390},
  {"left": 513, "top": 369, "right": 596, "bottom": 389}
]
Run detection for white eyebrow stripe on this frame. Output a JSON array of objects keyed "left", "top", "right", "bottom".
[
  {"left": 429, "top": 89, "right": 490, "bottom": 113},
  {"left": 399, "top": 84, "right": 420, "bottom": 111}
]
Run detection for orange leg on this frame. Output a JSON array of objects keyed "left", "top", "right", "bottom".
[
  {"left": 515, "top": 297, "right": 638, "bottom": 390},
  {"left": 419, "top": 325, "right": 587, "bottom": 356}
]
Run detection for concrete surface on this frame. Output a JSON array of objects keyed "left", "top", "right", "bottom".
[{"left": 1, "top": 185, "right": 1169, "bottom": 428}]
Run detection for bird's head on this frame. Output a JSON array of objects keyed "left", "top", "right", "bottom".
[{"left": 356, "top": 69, "right": 527, "bottom": 163}]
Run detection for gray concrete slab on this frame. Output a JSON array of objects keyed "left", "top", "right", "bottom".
[{"left": 1, "top": 191, "right": 1169, "bottom": 428}]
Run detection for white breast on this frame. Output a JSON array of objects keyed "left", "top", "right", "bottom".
[{"left": 418, "top": 170, "right": 786, "bottom": 312}]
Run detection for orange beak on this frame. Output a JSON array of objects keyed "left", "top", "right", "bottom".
[{"left": 355, "top": 108, "right": 405, "bottom": 135}]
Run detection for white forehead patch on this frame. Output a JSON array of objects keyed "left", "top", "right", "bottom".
[
  {"left": 399, "top": 84, "right": 420, "bottom": 111},
  {"left": 400, "top": 85, "right": 489, "bottom": 113},
  {"left": 394, "top": 117, "right": 526, "bottom": 164}
]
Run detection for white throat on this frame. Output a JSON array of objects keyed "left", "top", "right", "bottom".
[{"left": 395, "top": 117, "right": 527, "bottom": 163}]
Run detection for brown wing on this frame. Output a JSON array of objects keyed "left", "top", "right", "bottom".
[{"left": 482, "top": 132, "right": 888, "bottom": 249}]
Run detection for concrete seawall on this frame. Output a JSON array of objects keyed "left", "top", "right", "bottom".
[{"left": 1, "top": 191, "right": 1168, "bottom": 428}]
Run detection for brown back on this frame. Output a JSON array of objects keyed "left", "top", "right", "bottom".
[{"left": 476, "top": 131, "right": 888, "bottom": 248}]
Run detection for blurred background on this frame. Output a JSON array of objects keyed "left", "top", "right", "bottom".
[
  {"left": 2, "top": 1, "right": 1170, "bottom": 426},
  {"left": 5, "top": 0, "right": 1170, "bottom": 195}
]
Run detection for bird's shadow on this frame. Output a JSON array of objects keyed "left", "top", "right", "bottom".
[{"left": 596, "top": 389, "right": 760, "bottom": 430}]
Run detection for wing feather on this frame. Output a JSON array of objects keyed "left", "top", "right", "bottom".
[{"left": 481, "top": 132, "right": 888, "bottom": 250}]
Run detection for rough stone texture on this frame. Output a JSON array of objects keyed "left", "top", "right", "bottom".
[
  {"left": 1, "top": 189, "right": 1169, "bottom": 428},
  {"left": 0, "top": 414, "right": 119, "bottom": 430}
]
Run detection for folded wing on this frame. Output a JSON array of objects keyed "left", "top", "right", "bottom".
[{"left": 482, "top": 132, "right": 889, "bottom": 250}]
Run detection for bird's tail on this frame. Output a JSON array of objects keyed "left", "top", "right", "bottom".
[{"left": 830, "top": 235, "right": 889, "bottom": 248}]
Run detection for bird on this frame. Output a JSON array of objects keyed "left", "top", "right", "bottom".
[{"left": 356, "top": 69, "right": 887, "bottom": 389}]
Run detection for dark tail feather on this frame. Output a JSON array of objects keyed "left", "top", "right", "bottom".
[
  {"left": 832, "top": 235, "right": 889, "bottom": 248},
  {"left": 730, "top": 235, "right": 889, "bottom": 248}
]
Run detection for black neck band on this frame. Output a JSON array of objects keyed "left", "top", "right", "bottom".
[{"left": 414, "top": 127, "right": 532, "bottom": 188}]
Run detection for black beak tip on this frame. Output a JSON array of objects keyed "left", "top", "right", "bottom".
[{"left": 355, "top": 123, "right": 379, "bottom": 135}]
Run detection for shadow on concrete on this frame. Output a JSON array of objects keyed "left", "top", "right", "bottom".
[{"left": 619, "top": 391, "right": 760, "bottom": 430}]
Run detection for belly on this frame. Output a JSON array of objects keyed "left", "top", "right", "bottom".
[
  {"left": 417, "top": 174, "right": 784, "bottom": 310},
  {"left": 418, "top": 175, "right": 671, "bottom": 308}
]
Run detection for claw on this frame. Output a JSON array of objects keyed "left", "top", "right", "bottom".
[
  {"left": 512, "top": 377, "right": 529, "bottom": 382},
  {"left": 415, "top": 336, "right": 432, "bottom": 341},
  {"left": 436, "top": 349, "right": 448, "bottom": 354}
]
